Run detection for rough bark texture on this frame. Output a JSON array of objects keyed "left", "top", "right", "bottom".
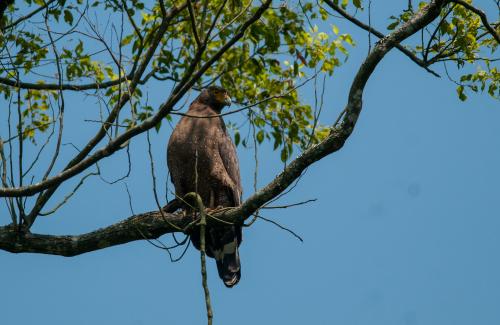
[
  {"left": 0, "top": 206, "right": 246, "bottom": 256},
  {"left": 0, "top": 210, "right": 187, "bottom": 256}
]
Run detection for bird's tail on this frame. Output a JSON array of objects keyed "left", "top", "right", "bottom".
[
  {"left": 214, "top": 241, "right": 241, "bottom": 287},
  {"left": 210, "top": 226, "right": 241, "bottom": 288},
  {"left": 191, "top": 225, "right": 242, "bottom": 287}
]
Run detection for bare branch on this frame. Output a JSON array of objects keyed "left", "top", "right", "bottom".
[
  {"left": 262, "top": 198, "right": 317, "bottom": 209},
  {"left": 0, "top": 139, "right": 16, "bottom": 226},
  {"left": 38, "top": 171, "right": 99, "bottom": 216},
  {"left": 255, "top": 215, "right": 303, "bottom": 242},
  {"left": 40, "top": 5, "right": 65, "bottom": 182}
]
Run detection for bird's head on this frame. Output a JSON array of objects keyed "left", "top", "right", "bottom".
[{"left": 198, "top": 86, "right": 232, "bottom": 112}]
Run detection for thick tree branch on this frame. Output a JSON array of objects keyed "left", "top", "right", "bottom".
[
  {"left": 0, "top": 210, "right": 188, "bottom": 256},
  {"left": 0, "top": 0, "right": 447, "bottom": 256},
  {"left": 0, "top": 74, "right": 133, "bottom": 91}
]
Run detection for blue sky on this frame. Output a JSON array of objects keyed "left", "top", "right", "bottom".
[{"left": 1, "top": 1, "right": 499, "bottom": 324}]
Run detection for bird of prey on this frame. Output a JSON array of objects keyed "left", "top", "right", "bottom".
[{"left": 167, "top": 86, "right": 242, "bottom": 287}]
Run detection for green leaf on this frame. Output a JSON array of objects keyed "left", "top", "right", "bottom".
[
  {"left": 332, "top": 25, "right": 339, "bottom": 35},
  {"left": 457, "top": 85, "right": 467, "bottom": 101},
  {"left": 280, "top": 147, "right": 289, "bottom": 162},
  {"left": 63, "top": 9, "right": 73, "bottom": 25},
  {"left": 234, "top": 131, "right": 240, "bottom": 146},
  {"left": 121, "top": 35, "right": 134, "bottom": 47},
  {"left": 256, "top": 130, "right": 264, "bottom": 144},
  {"left": 387, "top": 21, "right": 399, "bottom": 30}
]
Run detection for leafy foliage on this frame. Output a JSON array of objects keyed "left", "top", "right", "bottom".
[
  {"left": 0, "top": 0, "right": 497, "bottom": 161},
  {"left": 387, "top": 1, "right": 499, "bottom": 100}
]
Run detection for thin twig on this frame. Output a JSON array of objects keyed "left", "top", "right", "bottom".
[
  {"left": 423, "top": 4, "right": 455, "bottom": 61},
  {"left": 187, "top": 0, "right": 202, "bottom": 48},
  {"left": 256, "top": 215, "right": 303, "bottom": 242},
  {"left": 368, "top": 0, "right": 372, "bottom": 54},
  {"left": 126, "top": 183, "right": 189, "bottom": 262},
  {"left": 96, "top": 145, "right": 132, "bottom": 185},
  {"left": 3, "top": 0, "right": 57, "bottom": 30},
  {"left": 262, "top": 198, "right": 317, "bottom": 209},
  {"left": 38, "top": 171, "right": 99, "bottom": 216},
  {"left": 40, "top": 5, "right": 65, "bottom": 182},
  {"left": 204, "top": 0, "right": 229, "bottom": 42},
  {"left": 120, "top": 0, "right": 144, "bottom": 44},
  {"left": 0, "top": 139, "right": 16, "bottom": 226},
  {"left": 22, "top": 99, "right": 57, "bottom": 178},
  {"left": 171, "top": 74, "right": 317, "bottom": 119}
]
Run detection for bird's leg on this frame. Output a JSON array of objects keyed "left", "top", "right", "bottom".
[{"left": 209, "top": 189, "right": 215, "bottom": 209}]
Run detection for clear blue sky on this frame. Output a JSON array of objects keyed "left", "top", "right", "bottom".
[{"left": 1, "top": 1, "right": 499, "bottom": 324}]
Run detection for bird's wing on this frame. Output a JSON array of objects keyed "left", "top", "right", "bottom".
[{"left": 218, "top": 128, "right": 242, "bottom": 206}]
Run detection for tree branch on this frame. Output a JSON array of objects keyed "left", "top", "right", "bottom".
[
  {"left": 0, "top": 210, "right": 188, "bottom": 256},
  {"left": 0, "top": 0, "right": 447, "bottom": 257},
  {"left": 0, "top": 74, "right": 133, "bottom": 91},
  {"left": 2, "top": 0, "right": 56, "bottom": 30},
  {"left": 186, "top": 0, "right": 202, "bottom": 48}
]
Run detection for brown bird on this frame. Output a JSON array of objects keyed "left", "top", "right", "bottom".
[{"left": 167, "top": 86, "right": 242, "bottom": 287}]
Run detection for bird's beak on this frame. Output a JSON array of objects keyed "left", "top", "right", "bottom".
[{"left": 224, "top": 93, "right": 232, "bottom": 106}]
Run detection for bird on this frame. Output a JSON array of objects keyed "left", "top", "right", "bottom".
[{"left": 167, "top": 86, "right": 243, "bottom": 287}]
